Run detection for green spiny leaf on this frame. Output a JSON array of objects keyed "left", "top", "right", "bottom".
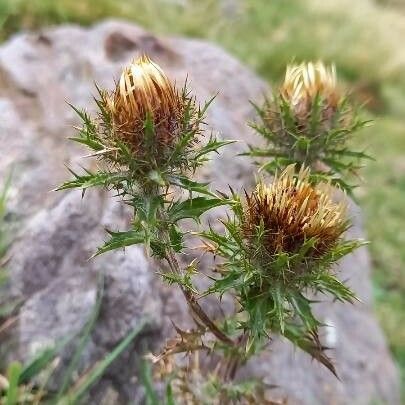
[
  {"left": 283, "top": 323, "right": 338, "bottom": 378},
  {"left": 312, "top": 274, "right": 357, "bottom": 303},
  {"left": 168, "top": 224, "right": 184, "bottom": 253},
  {"left": 94, "top": 229, "right": 145, "bottom": 256},
  {"left": 210, "top": 271, "right": 243, "bottom": 296},
  {"left": 194, "top": 137, "right": 235, "bottom": 161},
  {"left": 168, "top": 175, "right": 216, "bottom": 197},
  {"left": 287, "top": 291, "right": 321, "bottom": 332},
  {"left": 56, "top": 169, "right": 127, "bottom": 192},
  {"left": 168, "top": 197, "right": 228, "bottom": 222}
]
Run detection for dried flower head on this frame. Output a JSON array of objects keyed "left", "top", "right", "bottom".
[
  {"left": 104, "top": 55, "right": 186, "bottom": 157},
  {"left": 243, "top": 165, "right": 348, "bottom": 259},
  {"left": 280, "top": 61, "right": 339, "bottom": 118}
]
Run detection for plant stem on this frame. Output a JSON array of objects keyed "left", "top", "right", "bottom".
[
  {"left": 150, "top": 193, "right": 235, "bottom": 347},
  {"left": 164, "top": 248, "right": 235, "bottom": 346}
]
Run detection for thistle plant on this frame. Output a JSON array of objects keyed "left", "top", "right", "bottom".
[
  {"left": 201, "top": 165, "right": 362, "bottom": 376},
  {"left": 247, "top": 61, "right": 371, "bottom": 193},
  {"left": 60, "top": 55, "right": 234, "bottom": 345},
  {"left": 59, "top": 56, "right": 365, "bottom": 402}
]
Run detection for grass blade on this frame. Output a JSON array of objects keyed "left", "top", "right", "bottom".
[
  {"left": 62, "top": 319, "right": 148, "bottom": 403},
  {"left": 5, "top": 362, "right": 22, "bottom": 405},
  {"left": 56, "top": 274, "right": 105, "bottom": 399}
]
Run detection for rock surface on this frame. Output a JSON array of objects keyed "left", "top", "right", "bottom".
[{"left": 0, "top": 20, "right": 400, "bottom": 404}]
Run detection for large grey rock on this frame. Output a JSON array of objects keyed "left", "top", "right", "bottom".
[{"left": 0, "top": 20, "right": 400, "bottom": 404}]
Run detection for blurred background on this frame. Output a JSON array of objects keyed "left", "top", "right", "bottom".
[{"left": 0, "top": 0, "right": 404, "bottom": 401}]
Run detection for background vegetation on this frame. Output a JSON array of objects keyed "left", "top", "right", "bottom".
[{"left": 0, "top": 0, "right": 404, "bottom": 398}]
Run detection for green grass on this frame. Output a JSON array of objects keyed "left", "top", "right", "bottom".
[
  {"left": 0, "top": 269, "right": 148, "bottom": 403},
  {"left": 0, "top": 0, "right": 404, "bottom": 397},
  {"left": 357, "top": 118, "right": 405, "bottom": 394}
]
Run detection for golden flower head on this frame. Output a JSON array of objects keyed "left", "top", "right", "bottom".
[
  {"left": 243, "top": 165, "right": 348, "bottom": 258},
  {"left": 280, "top": 61, "right": 339, "bottom": 117},
  {"left": 106, "top": 55, "right": 184, "bottom": 154}
]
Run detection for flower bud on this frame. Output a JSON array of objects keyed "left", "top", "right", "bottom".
[
  {"left": 280, "top": 61, "right": 339, "bottom": 122},
  {"left": 243, "top": 165, "right": 347, "bottom": 260},
  {"left": 251, "top": 61, "right": 368, "bottom": 194},
  {"left": 105, "top": 55, "right": 185, "bottom": 158}
]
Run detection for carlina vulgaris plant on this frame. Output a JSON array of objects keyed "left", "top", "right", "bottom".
[
  {"left": 200, "top": 164, "right": 364, "bottom": 380},
  {"left": 247, "top": 61, "right": 373, "bottom": 194},
  {"left": 59, "top": 54, "right": 235, "bottom": 346},
  {"left": 58, "top": 55, "right": 366, "bottom": 403}
]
